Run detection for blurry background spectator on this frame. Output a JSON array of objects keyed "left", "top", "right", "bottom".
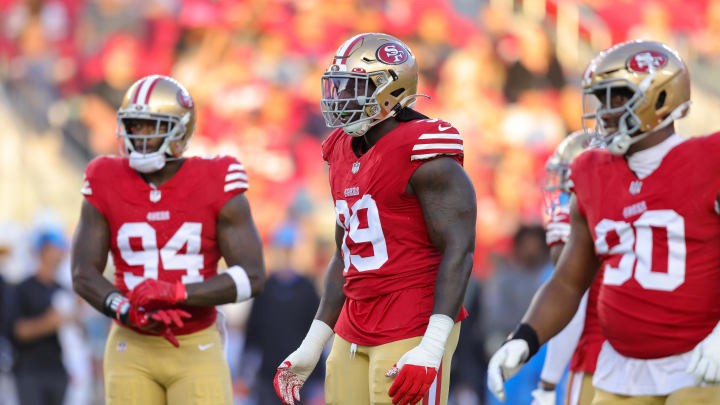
[
  {"left": 239, "top": 224, "right": 324, "bottom": 405},
  {"left": 482, "top": 225, "right": 550, "bottom": 351},
  {"left": 0, "top": 229, "right": 18, "bottom": 405},
  {"left": 8, "top": 226, "right": 73, "bottom": 405},
  {"left": 482, "top": 224, "right": 552, "bottom": 405},
  {"left": 448, "top": 277, "right": 486, "bottom": 405}
]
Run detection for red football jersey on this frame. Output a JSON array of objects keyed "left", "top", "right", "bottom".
[
  {"left": 570, "top": 134, "right": 720, "bottom": 359},
  {"left": 323, "top": 118, "right": 468, "bottom": 346},
  {"left": 82, "top": 155, "right": 248, "bottom": 335},
  {"left": 568, "top": 276, "right": 604, "bottom": 373}
]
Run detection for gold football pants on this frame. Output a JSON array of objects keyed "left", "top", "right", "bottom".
[
  {"left": 565, "top": 372, "right": 595, "bottom": 405},
  {"left": 103, "top": 323, "right": 232, "bottom": 405},
  {"left": 592, "top": 385, "right": 720, "bottom": 405},
  {"left": 325, "top": 322, "right": 461, "bottom": 405}
]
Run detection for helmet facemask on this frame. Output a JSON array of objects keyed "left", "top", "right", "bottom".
[
  {"left": 542, "top": 130, "right": 592, "bottom": 216},
  {"left": 320, "top": 70, "right": 392, "bottom": 137},
  {"left": 117, "top": 110, "right": 190, "bottom": 173},
  {"left": 582, "top": 80, "right": 646, "bottom": 154},
  {"left": 543, "top": 158, "right": 573, "bottom": 216}
]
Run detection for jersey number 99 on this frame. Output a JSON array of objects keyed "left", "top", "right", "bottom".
[{"left": 335, "top": 194, "right": 388, "bottom": 272}]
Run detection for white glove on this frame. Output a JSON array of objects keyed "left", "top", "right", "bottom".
[
  {"left": 274, "top": 320, "right": 333, "bottom": 405},
  {"left": 545, "top": 221, "right": 570, "bottom": 246},
  {"left": 545, "top": 205, "right": 571, "bottom": 246},
  {"left": 487, "top": 339, "right": 530, "bottom": 402},
  {"left": 530, "top": 387, "right": 556, "bottom": 405},
  {"left": 687, "top": 322, "right": 720, "bottom": 385}
]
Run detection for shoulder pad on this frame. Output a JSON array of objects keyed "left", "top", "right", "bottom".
[
  {"left": 321, "top": 129, "right": 346, "bottom": 163},
  {"left": 216, "top": 155, "right": 248, "bottom": 193},
  {"left": 408, "top": 119, "right": 463, "bottom": 162},
  {"left": 82, "top": 155, "right": 122, "bottom": 196}
]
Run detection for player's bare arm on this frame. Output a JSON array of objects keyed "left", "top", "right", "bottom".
[
  {"left": 314, "top": 224, "right": 347, "bottom": 327},
  {"left": 182, "top": 193, "right": 266, "bottom": 306},
  {"left": 71, "top": 199, "right": 114, "bottom": 311},
  {"left": 549, "top": 244, "right": 564, "bottom": 267},
  {"left": 408, "top": 157, "right": 476, "bottom": 318},
  {"left": 382, "top": 156, "right": 476, "bottom": 405},
  {"left": 523, "top": 196, "right": 600, "bottom": 343},
  {"left": 487, "top": 196, "right": 599, "bottom": 401}
]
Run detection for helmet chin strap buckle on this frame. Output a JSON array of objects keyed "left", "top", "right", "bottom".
[
  {"left": 609, "top": 100, "right": 691, "bottom": 155},
  {"left": 129, "top": 151, "right": 167, "bottom": 173},
  {"left": 343, "top": 120, "right": 372, "bottom": 137}
]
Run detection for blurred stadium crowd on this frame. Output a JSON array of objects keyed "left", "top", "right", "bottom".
[{"left": 1, "top": 0, "right": 720, "bottom": 404}]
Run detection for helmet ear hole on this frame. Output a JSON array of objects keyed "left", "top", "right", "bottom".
[
  {"left": 390, "top": 88, "right": 405, "bottom": 97},
  {"left": 655, "top": 90, "right": 666, "bottom": 110}
]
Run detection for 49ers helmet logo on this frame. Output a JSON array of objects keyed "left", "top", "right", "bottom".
[
  {"left": 627, "top": 51, "right": 667, "bottom": 73},
  {"left": 177, "top": 89, "right": 194, "bottom": 109},
  {"left": 376, "top": 42, "right": 408, "bottom": 65}
]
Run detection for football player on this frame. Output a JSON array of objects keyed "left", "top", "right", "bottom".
[
  {"left": 532, "top": 130, "right": 604, "bottom": 405},
  {"left": 488, "top": 40, "right": 720, "bottom": 405},
  {"left": 273, "top": 33, "right": 477, "bottom": 405},
  {"left": 71, "top": 75, "right": 266, "bottom": 405}
]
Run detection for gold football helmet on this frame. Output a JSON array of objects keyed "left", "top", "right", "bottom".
[
  {"left": 581, "top": 40, "right": 690, "bottom": 155},
  {"left": 320, "top": 33, "right": 421, "bottom": 137},
  {"left": 544, "top": 130, "right": 593, "bottom": 215},
  {"left": 117, "top": 75, "right": 196, "bottom": 172}
]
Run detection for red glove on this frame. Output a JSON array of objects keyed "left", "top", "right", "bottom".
[
  {"left": 386, "top": 315, "right": 453, "bottom": 405},
  {"left": 119, "top": 297, "right": 191, "bottom": 348},
  {"left": 129, "top": 279, "right": 186, "bottom": 311},
  {"left": 387, "top": 364, "right": 437, "bottom": 405},
  {"left": 144, "top": 309, "right": 192, "bottom": 348}
]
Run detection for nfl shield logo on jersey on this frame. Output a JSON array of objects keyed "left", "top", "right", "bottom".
[
  {"left": 149, "top": 189, "right": 162, "bottom": 203},
  {"left": 629, "top": 181, "right": 643, "bottom": 195},
  {"left": 351, "top": 162, "right": 361, "bottom": 174}
]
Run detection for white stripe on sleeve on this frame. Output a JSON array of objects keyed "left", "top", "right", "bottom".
[
  {"left": 80, "top": 181, "right": 92, "bottom": 195},
  {"left": 412, "top": 143, "right": 464, "bottom": 151},
  {"left": 418, "top": 133, "right": 463, "bottom": 140},
  {"left": 225, "top": 172, "right": 248, "bottom": 182},
  {"left": 224, "top": 181, "right": 249, "bottom": 192}
]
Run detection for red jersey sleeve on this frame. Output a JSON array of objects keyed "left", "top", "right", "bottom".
[
  {"left": 408, "top": 119, "right": 464, "bottom": 167},
  {"left": 81, "top": 156, "right": 115, "bottom": 217},
  {"left": 213, "top": 155, "right": 249, "bottom": 213},
  {"left": 321, "top": 129, "right": 345, "bottom": 164},
  {"left": 699, "top": 132, "right": 720, "bottom": 174}
]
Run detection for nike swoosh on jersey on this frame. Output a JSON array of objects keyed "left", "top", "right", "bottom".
[
  {"left": 198, "top": 343, "right": 214, "bottom": 351},
  {"left": 437, "top": 124, "right": 451, "bottom": 131}
]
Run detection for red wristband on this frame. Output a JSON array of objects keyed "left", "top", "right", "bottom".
[{"left": 174, "top": 282, "right": 187, "bottom": 303}]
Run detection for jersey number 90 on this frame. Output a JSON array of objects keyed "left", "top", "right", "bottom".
[{"left": 595, "top": 210, "right": 685, "bottom": 291}]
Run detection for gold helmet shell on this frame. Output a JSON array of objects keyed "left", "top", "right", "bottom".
[
  {"left": 320, "top": 33, "right": 420, "bottom": 136},
  {"left": 117, "top": 75, "right": 196, "bottom": 159},
  {"left": 544, "top": 130, "right": 593, "bottom": 214},
  {"left": 581, "top": 40, "right": 690, "bottom": 155}
]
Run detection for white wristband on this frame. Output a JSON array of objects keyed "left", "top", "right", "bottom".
[
  {"left": 300, "top": 320, "right": 334, "bottom": 353},
  {"left": 225, "top": 265, "right": 252, "bottom": 302},
  {"left": 420, "top": 314, "right": 455, "bottom": 362}
]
